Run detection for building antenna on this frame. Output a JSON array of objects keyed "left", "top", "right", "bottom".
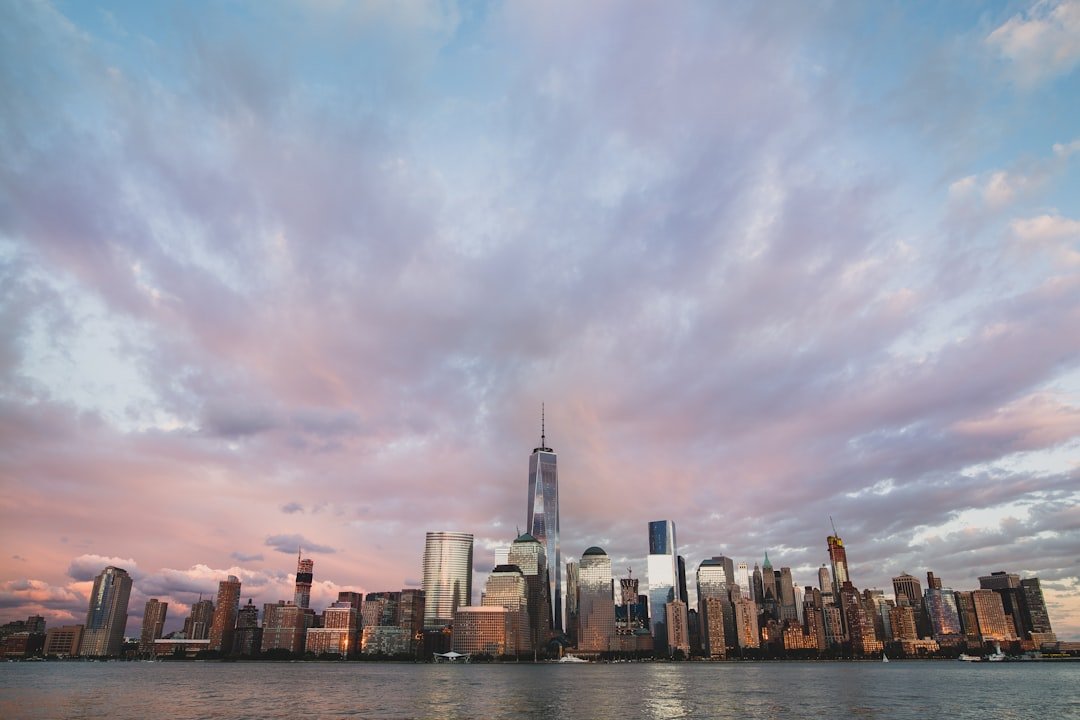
[{"left": 541, "top": 403, "right": 546, "bottom": 447}]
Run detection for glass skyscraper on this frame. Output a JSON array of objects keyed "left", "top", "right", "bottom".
[
  {"left": 527, "top": 411, "right": 561, "bottom": 632},
  {"left": 422, "top": 531, "right": 474, "bottom": 629},
  {"left": 647, "top": 520, "right": 678, "bottom": 653},
  {"left": 577, "top": 547, "right": 615, "bottom": 652},
  {"left": 80, "top": 566, "right": 133, "bottom": 657}
]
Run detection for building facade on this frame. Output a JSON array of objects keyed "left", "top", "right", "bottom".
[
  {"left": 80, "top": 566, "right": 133, "bottom": 657},
  {"left": 577, "top": 547, "right": 615, "bottom": 653},
  {"left": 208, "top": 575, "right": 241, "bottom": 654},
  {"left": 422, "top": 531, "right": 474, "bottom": 629},
  {"left": 526, "top": 413, "right": 562, "bottom": 632},
  {"left": 647, "top": 520, "right": 678, "bottom": 653},
  {"left": 138, "top": 599, "right": 168, "bottom": 657}
]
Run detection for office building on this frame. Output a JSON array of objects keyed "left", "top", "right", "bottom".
[
  {"left": 924, "top": 584, "right": 963, "bottom": 643},
  {"left": 733, "top": 594, "right": 760, "bottom": 650},
  {"left": 43, "top": 625, "right": 83, "bottom": 657},
  {"left": 577, "top": 547, "right": 615, "bottom": 653},
  {"left": 647, "top": 520, "right": 679, "bottom": 653},
  {"left": 422, "top": 531, "right": 474, "bottom": 629},
  {"left": 208, "top": 575, "right": 241, "bottom": 654},
  {"left": 972, "top": 589, "right": 1017, "bottom": 643},
  {"left": 138, "top": 599, "right": 168, "bottom": 657},
  {"left": 978, "top": 571, "right": 1026, "bottom": 640},
  {"left": 481, "top": 565, "right": 529, "bottom": 654},
  {"left": 565, "top": 560, "right": 579, "bottom": 647},
  {"left": 79, "top": 566, "right": 133, "bottom": 657},
  {"left": 696, "top": 557, "right": 735, "bottom": 657},
  {"left": 452, "top": 606, "right": 515, "bottom": 655},
  {"left": 507, "top": 532, "right": 552, "bottom": 651},
  {"left": 1020, "top": 578, "right": 1056, "bottom": 645},
  {"left": 666, "top": 599, "right": 690, "bottom": 655},
  {"left": 526, "top": 409, "right": 562, "bottom": 632}
]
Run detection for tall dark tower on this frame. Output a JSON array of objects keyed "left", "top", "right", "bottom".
[{"left": 527, "top": 405, "right": 562, "bottom": 632}]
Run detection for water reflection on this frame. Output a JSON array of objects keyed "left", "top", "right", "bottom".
[{"left": 0, "top": 661, "right": 1076, "bottom": 720}]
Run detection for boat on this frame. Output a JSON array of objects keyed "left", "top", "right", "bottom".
[
  {"left": 558, "top": 654, "right": 589, "bottom": 663},
  {"left": 958, "top": 653, "right": 981, "bottom": 662},
  {"left": 882, "top": 654, "right": 889, "bottom": 663},
  {"left": 986, "top": 646, "right": 1006, "bottom": 662}
]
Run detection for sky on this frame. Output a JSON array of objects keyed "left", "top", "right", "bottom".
[{"left": 1, "top": 0, "right": 1078, "bottom": 641}]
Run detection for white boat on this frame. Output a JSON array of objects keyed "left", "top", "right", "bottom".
[
  {"left": 558, "top": 654, "right": 589, "bottom": 663},
  {"left": 958, "top": 653, "right": 981, "bottom": 662},
  {"left": 986, "top": 649, "right": 1006, "bottom": 662},
  {"left": 882, "top": 654, "right": 889, "bottom": 663}
]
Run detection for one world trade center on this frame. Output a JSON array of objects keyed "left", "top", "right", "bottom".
[{"left": 527, "top": 406, "right": 562, "bottom": 633}]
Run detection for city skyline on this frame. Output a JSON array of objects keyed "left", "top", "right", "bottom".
[{"left": 1, "top": 1, "right": 1078, "bottom": 643}]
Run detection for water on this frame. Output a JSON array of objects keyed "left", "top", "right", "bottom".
[{"left": 1, "top": 661, "right": 1077, "bottom": 719}]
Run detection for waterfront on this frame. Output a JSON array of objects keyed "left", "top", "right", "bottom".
[{"left": 1, "top": 661, "right": 1077, "bottom": 720}]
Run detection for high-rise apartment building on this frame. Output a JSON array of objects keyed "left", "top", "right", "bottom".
[
  {"left": 526, "top": 410, "right": 561, "bottom": 632},
  {"left": 138, "top": 599, "right": 168, "bottom": 657},
  {"left": 80, "top": 566, "right": 133, "bottom": 657},
  {"left": 665, "top": 599, "right": 690, "bottom": 655},
  {"left": 208, "top": 575, "right": 241, "bottom": 653},
  {"left": 646, "top": 520, "right": 678, "bottom": 653},
  {"left": 577, "top": 547, "right": 615, "bottom": 653},
  {"left": 233, "top": 599, "right": 263, "bottom": 656},
  {"left": 305, "top": 601, "right": 358, "bottom": 657},
  {"left": 294, "top": 554, "right": 314, "bottom": 609},
  {"left": 261, "top": 601, "right": 316, "bottom": 654},
  {"left": 422, "top": 531, "right": 474, "bottom": 629}
]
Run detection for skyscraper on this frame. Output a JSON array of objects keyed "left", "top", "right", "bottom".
[
  {"left": 526, "top": 408, "right": 561, "bottom": 632},
  {"left": 184, "top": 597, "right": 214, "bottom": 640},
  {"left": 507, "top": 532, "right": 552, "bottom": 652},
  {"left": 647, "top": 520, "right": 678, "bottom": 654},
  {"left": 826, "top": 531, "right": 849, "bottom": 599},
  {"left": 294, "top": 553, "right": 314, "bottom": 609},
  {"left": 138, "top": 599, "right": 168, "bottom": 658},
  {"left": 696, "top": 557, "right": 734, "bottom": 658},
  {"left": 209, "top": 575, "right": 241, "bottom": 654},
  {"left": 577, "top": 547, "right": 615, "bottom": 653},
  {"left": 422, "top": 531, "right": 474, "bottom": 629},
  {"left": 80, "top": 566, "right": 133, "bottom": 657},
  {"left": 1020, "top": 578, "right": 1055, "bottom": 644},
  {"left": 979, "top": 571, "right": 1027, "bottom": 640}
]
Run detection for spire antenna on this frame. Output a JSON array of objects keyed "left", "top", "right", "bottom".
[{"left": 541, "top": 403, "right": 546, "bottom": 447}]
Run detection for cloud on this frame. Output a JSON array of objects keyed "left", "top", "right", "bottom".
[
  {"left": 265, "top": 535, "right": 335, "bottom": 555},
  {"left": 67, "top": 555, "right": 138, "bottom": 582},
  {"left": 230, "top": 551, "right": 264, "bottom": 563},
  {"left": 986, "top": 0, "right": 1080, "bottom": 87},
  {"left": 1009, "top": 214, "right": 1080, "bottom": 265},
  {"left": 280, "top": 502, "right": 304, "bottom": 514},
  {"left": 1053, "top": 138, "right": 1080, "bottom": 158},
  {"left": 0, "top": 579, "right": 85, "bottom": 610}
]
